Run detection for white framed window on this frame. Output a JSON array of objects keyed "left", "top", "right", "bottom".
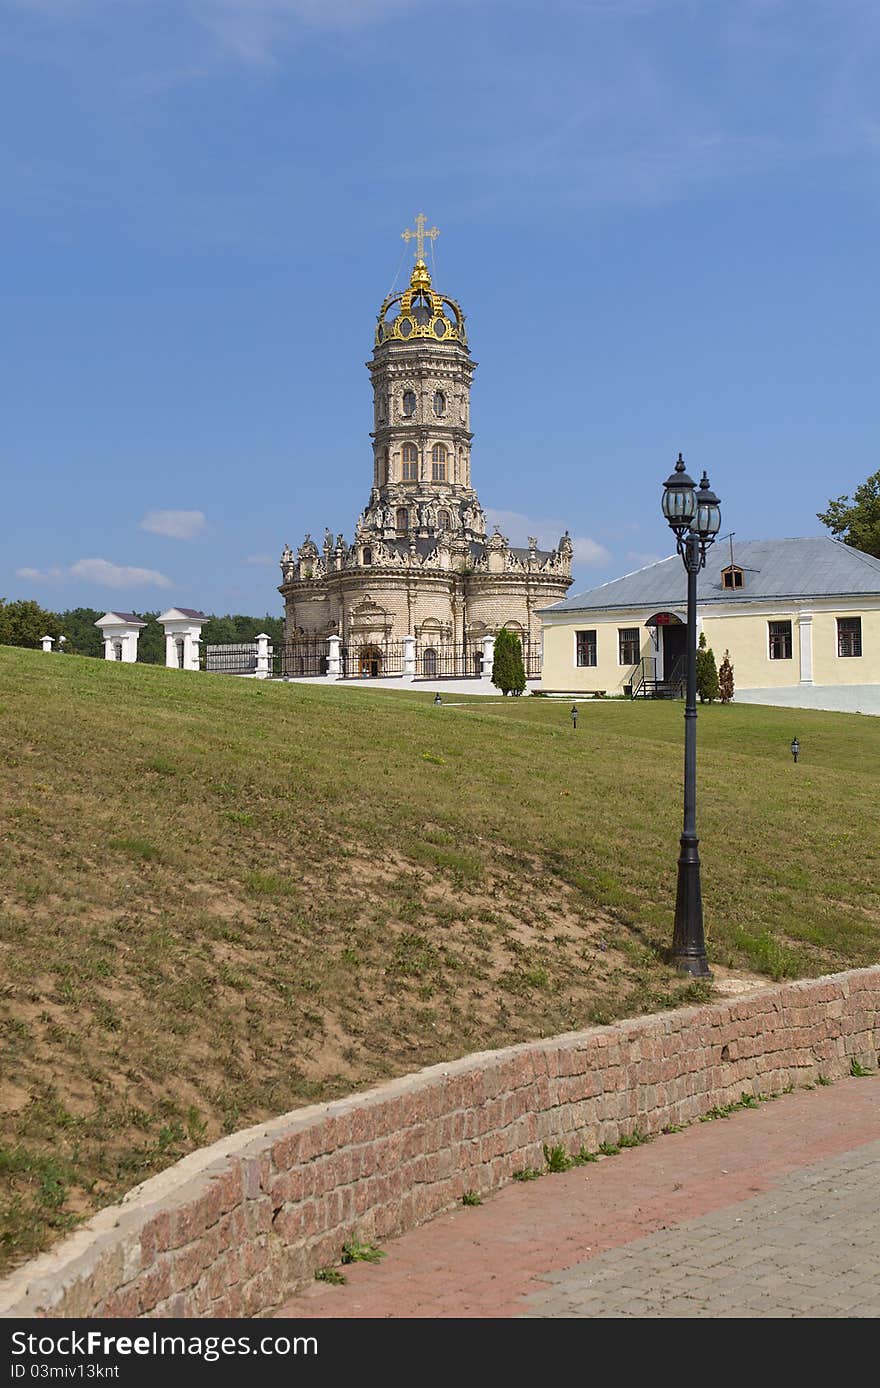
[
  {"left": 618, "top": 628, "right": 640, "bottom": 665},
  {"left": 769, "top": 620, "right": 792, "bottom": 660},
  {"left": 837, "top": 617, "right": 862, "bottom": 657},
  {"left": 576, "top": 630, "right": 597, "bottom": 667}
]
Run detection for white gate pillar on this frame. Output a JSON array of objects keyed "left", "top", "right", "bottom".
[
  {"left": 327, "top": 634, "right": 341, "bottom": 678},
  {"left": 403, "top": 634, "right": 416, "bottom": 678},
  {"left": 255, "top": 632, "right": 271, "bottom": 679},
  {"left": 94, "top": 613, "right": 147, "bottom": 662},
  {"left": 158, "top": 609, "right": 207, "bottom": 672},
  {"left": 482, "top": 635, "right": 496, "bottom": 681},
  {"left": 41, "top": 635, "right": 54, "bottom": 653}
]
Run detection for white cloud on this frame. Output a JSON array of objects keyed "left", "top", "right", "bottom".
[
  {"left": 485, "top": 509, "right": 610, "bottom": 566},
  {"left": 572, "top": 536, "right": 612, "bottom": 566},
  {"left": 625, "top": 550, "right": 665, "bottom": 568},
  {"left": 139, "top": 509, "right": 207, "bottom": 541},
  {"left": 244, "top": 554, "right": 277, "bottom": 567},
  {"left": 15, "top": 565, "right": 64, "bottom": 582},
  {"left": 17, "top": 558, "right": 173, "bottom": 589}
]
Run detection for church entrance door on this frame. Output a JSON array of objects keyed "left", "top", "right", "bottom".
[{"left": 360, "top": 645, "right": 383, "bottom": 678}]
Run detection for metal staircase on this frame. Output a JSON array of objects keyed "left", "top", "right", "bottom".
[{"left": 631, "top": 655, "right": 686, "bottom": 699}]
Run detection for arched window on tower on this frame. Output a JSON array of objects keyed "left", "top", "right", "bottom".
[
  {"left": 432, "top": 444, "right": 447, "bottom": 482},
  {"left": 396, "top": 507, "right": 409, "bottom": 532},
  {"left": 383, "top": 447, "right": 390, "bottom": 484},
  {"left": 402, "top": 443, "right": 419, "bottom": 481},
  {"left": 433, "top": 390, "right": 446, "bottom": 417},
  {"left": 438, "top": 509, "right": 451, "bottom": 531},
  {"left": 402, "top": 390, "right": 416, "bottom": 417}
]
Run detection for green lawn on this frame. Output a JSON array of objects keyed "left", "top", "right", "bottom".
[{"left": 1, "top": 646, "right": 878, "bottom": 1271}]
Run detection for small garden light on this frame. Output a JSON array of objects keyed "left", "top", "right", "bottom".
[
  {"left": 571, "top": 704, "right": 578, "bottom": 729},
  {"left": 791, "top": 736, "right": 800, "bottom": 763}
]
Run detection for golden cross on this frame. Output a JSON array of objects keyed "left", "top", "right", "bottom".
[{"left": 401, "top": 212, "right": 439, "bottom": 262}]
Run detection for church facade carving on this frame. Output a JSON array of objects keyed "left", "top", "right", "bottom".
[{"left": 279, "top": 220, "right": 573, "bottom": 660}]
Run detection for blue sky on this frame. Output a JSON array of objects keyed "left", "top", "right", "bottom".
[{"left": 2, "top": 0, "right": 879, "bottom": 615}]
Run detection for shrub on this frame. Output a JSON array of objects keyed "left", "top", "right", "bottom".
[
  {"left": 696, "top": 632, "right": 720, "bottom": 704},
  {"left": 492, "top": 628, "right": 526, "bottom": 696},
  {"left": 719, "top": 650, "right": 735, "bottom": 703}
]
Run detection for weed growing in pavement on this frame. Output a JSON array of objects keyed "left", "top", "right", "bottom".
[
  {"left": 598, "top": 1141, "right": 621, "bottom": 1156},
  {"left": 461, "top": 1190, "right": 482, "bottom": 1206},
  {"left": 341, "top": 1239, "right": 386, "bottom": 1264},
  {"left": 700, "top": 1092, "right": 763, "bottom": 1122},
  {"left": 850, "top": 1058, "right": 874, "bottom": 1077},
  {"left": 543, "top": 1143, "right": 574, "bottom": 1173},
  {"left": 314, "top": 1267, "right": 347, "bottom": 1285},
  {"left": 617, "top": 1129, "right": 652, "bottom": 1148},
  {"left": 572, "top": 1146, "right": 599, "bottom": 1164},
  {"left": 512, "top": 1166, "right": 543, "bottom": 1182}
]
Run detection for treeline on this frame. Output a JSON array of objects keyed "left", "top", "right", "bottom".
[{"left": 0, "top": 599, "right": 284, "bottom": 661}]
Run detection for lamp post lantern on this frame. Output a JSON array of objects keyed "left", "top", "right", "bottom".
[{"left": 661, "top": 454, "right": 721, "bottom": 977}]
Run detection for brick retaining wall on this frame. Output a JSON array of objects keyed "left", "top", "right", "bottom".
[{"left": 2, "top": 966, "right": 878, "bottom": 1319}]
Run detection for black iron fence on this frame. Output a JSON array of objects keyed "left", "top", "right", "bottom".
[
  {"left": 340, "top": 640, "right": 406, "bottom": 678},
  {"left": 273, "top": 638, "right": 328, "bottom": 678},
  {"left": 415, "top": 643, "right": 483, "bottom": 679},
  {"left": 205, "top": 643, "right": 258, "bottom": 674},
  {"left": 204, "top": 633, "right": 544, "bottom": 681},
  {"left": 522, "top": 640, "right": 542, "bottom": 679}
]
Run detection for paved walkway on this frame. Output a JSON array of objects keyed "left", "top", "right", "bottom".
[
  {"left": 735, "top": 684, "right": 880, "bottom": 716},
  {"left": 277, "top": 1078, "right": 880, "bottom": 1318}
]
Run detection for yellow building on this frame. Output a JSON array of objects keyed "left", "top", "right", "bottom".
[{"left": 539, "top": 537, "right": 880, "bottom": 701}]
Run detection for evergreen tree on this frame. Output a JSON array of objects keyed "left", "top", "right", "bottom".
[
  {"left": 696, "top": 631, "right": 720, "bottom": 704},
  {"left": 719, "top": 650, "right": 735, "bottom": 704},
  {"left": 492, "top": 628, "right": 526, "bottom": 696},
  {"left": 509, "top": 632, "right": 526, "bottom": 696}
]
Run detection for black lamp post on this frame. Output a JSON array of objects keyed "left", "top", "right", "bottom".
[{"left": 661, "top": 454, "right": 722, "bottom": 977}]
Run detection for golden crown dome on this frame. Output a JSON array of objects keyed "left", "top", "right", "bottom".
[{"left": 375, "top": 259, "right": 467, "bottom": 349}]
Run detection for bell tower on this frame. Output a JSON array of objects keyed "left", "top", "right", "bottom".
[
  {"left": 366, "top": 216, "right": 483, "bottom": 541},
  {"left": 279, "top": 214, "right": 573, "bottom": 653}
]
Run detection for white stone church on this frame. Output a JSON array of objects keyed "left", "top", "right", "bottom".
[{"left": 278, "top": 217, "right": 573, "bottom": 677}]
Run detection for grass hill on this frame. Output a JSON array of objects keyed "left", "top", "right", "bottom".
[{"left": 1, "top": 646, "right": 879, "bottom": 1271}]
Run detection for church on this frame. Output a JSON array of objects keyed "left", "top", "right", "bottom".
[{"left": 278, "top": 217, "right": 573, "bottom": 678}]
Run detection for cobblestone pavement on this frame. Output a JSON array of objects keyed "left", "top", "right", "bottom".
[
  {"left": 278, "top": 1078, "right": 880, "bottom": 1319},
  {"left": 522, "top": 1141, "right": 880, "bottom": 1317}
]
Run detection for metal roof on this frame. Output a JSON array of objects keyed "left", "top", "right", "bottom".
[
  {"left": 542, "top": 538, "right": 880, "bottom": 614},
  {"left": 96, "top": 611, "right": 147, "bottom": 626}
]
